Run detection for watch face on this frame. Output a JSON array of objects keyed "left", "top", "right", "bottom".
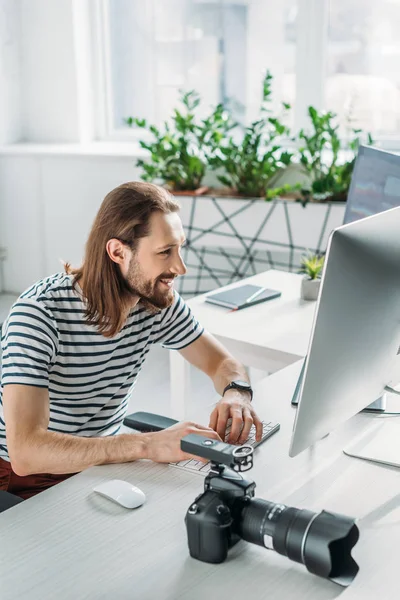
[{"left": 233, "top": 380, "right": 251, "bottom": 389}]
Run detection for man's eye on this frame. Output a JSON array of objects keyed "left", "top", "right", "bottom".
[{"left": 159, "top": 242, "right": 186, "bottom": 255}]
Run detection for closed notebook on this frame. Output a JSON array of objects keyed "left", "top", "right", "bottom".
[{"left": 205, "top": 284, "right": 281, "bottom": 310}]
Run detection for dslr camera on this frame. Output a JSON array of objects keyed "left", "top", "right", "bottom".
[{"left": 181, "top": 434, "right": 359, "bottom": 587}]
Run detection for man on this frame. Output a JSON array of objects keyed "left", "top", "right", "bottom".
[{"left": 0, "top": 182, "right": 262, "bottom": 500}]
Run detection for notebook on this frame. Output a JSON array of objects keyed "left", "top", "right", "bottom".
[{"left": 205, "top": 284, "right": 281, "bottom": 310}]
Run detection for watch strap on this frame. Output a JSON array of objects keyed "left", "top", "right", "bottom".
[{"left": 222, "top": 381, "right": 253, "bottom": 401}]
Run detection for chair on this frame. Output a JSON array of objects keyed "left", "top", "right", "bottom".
[{"left": 0, "top": 490, "right": 24, "bottom": 513}]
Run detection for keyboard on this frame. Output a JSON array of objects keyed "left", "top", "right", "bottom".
[{"left": 169, "top": 419, "right": 280, "bottom": 475}]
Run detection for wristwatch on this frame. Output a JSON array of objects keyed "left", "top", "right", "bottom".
[{"left": 222, "top": 380, "right": 253, "bottom": 402}]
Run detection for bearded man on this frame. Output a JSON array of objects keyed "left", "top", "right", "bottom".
[{"left": 0, "top": 182, "right": 261, "bottom": 499}]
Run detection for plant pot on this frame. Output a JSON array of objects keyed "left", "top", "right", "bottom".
[
  {"left": 301, "top": 277, "right": 321, "bottom": 301},
  {"left": 309, "top": 190, "right": 348, "bottom": 203},
  {"left": 171, "top": 186, "right": 209, "bottom": 196}
]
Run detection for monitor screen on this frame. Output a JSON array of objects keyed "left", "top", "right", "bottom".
[{"left": 343, "top": 146, "right": 400, "bottom": 224}]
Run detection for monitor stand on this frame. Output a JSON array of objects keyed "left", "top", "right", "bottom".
[
  {"left": 291, "top": 360, "right": 388, "bottom": 413},
  {"left": 361, "top": 393, "right": 386, "bottom": 413},
  {"left": 343, "top": 419, "right": 400, "bottom": 468}
]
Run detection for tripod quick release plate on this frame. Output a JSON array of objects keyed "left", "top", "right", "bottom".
[{"left": 181, "top": 434, "right": 254, "bottom": 471}]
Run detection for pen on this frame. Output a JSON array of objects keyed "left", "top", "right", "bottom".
[{"left": 245, "top": 287, "right": 266, "bottom": 303}]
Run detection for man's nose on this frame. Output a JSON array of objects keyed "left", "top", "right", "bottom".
[{"left": 171, "top": 253, "right": 187, "bottom": 276}]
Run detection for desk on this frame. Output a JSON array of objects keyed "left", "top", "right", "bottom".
[
  {"left": 1, "top": 361, "right": 398, "bottom": 600},
  {"left": 170, "top": 269, "right": 316, "bottom": 419}
]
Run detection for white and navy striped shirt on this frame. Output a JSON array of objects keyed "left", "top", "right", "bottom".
[{"left": 0, "top": 273, "right": 204, "bottom": 462}]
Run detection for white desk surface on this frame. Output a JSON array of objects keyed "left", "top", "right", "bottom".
[
  {"left": 1, "top": 361, "right": 399, "bottom": 600},
  {"left": 187, "top": 269, "right": 316, "bottom": 367}
]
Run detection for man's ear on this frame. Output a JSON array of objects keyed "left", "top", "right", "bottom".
[{"left": 106, "top": 239, "right": 127, "bottom": 265}]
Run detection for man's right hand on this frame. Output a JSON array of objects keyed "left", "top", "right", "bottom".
[{"left": 143, "top": 421, "right": 221, "bottom": 463}]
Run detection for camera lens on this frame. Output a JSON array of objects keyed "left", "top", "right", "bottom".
[{"left": 238, "top": 499, "right": 359, "bottom": 587}]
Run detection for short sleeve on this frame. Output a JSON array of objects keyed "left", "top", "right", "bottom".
[
  {"left": 152, "top": 292, "right": 204, "bottom": 350},
  {"left": 1, "top": 299, "right": 58, "bottom": 388}
]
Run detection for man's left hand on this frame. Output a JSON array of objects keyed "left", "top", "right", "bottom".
[{"left": 208, "top": 390, "right": 263, "bottom": 445}]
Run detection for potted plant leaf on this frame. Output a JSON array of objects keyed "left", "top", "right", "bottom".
[
  {"left": 300, "top": 252, "right": 325, "bottom": 301},
  {"left": 125, "top": 91, "right": 235, "bottom": 194},
  {"left": 209, "top": 71, "right": 298, "bottom": 200},
  {"left": 298, "top": 106, "right": 373, "bottom": 204}
]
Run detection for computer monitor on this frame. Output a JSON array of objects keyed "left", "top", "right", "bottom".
[
  {"left": 343, "top": 145, "right": 400, "bottom": 225},
  {"left": 292, "top": 145, "right": 400, "bottom": 412},
  {"left": 289, "top": 206, "right": 400, "bottom": 457}
]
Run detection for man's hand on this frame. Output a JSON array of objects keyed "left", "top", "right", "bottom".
[
  {"left": 209, "top": 390, "right": 263, "bottom": 445},
  {"left": 143, "top": 421, "right": 222, "bottom": 463}
]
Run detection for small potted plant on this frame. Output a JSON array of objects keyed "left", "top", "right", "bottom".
[{"left": 300, "top": 252, "right": 325, "bottom": 301}]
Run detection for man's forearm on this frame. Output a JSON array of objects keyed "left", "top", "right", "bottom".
[
  {"left": 211, "top": 357, "right": 250, "bottom": 396},
  {"left": 11, "top": 429, "right": 148, "bottom": 476}
]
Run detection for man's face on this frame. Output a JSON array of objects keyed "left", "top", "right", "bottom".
[{"left": 125, "top": 211, "right": 187, "bottom": 310}]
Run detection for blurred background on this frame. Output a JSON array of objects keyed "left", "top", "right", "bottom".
[
  {"left": 2, "top": 0, "right": 400, "bottom": 146},
  {"left": 1, "top": 0, "right": 400, "bottom": 296}
]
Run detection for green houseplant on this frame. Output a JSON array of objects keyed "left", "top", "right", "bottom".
[
  {"left": 125, "top": 90, "right": 235, "bottom": 193},
  {"left": 299, "top": 252, "right": 325, "bottom": 301},
  {"left": 298, "top": 106, "right": 373, "bottom": 204},
  {"left": 209, "top": 71, "right": 297, "bottom": 199}
]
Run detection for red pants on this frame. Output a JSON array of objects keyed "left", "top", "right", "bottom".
[{"left": 0, "top": 457, "right": 76, "bottom": 500}]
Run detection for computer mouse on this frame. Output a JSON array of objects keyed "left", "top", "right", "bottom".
[{"left": 93, "top": 479, "right": 146, "bottom": 509}]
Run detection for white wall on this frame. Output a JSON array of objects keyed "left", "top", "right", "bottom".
[
  {"left": 20, "top": 0, "right": 81, "bottom": 142},
  {"left": 0, "top": 151, "right": 140, "bottom": 292},
  {"left": 0, "top": 0, "right": 22, "bottom": 143},
  {"left": 0, "top": 0, "right": 92, "bottom": 144}
]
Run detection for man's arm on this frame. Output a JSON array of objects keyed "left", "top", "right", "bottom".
[
  {"left": 178, "top": 332, "right": 263, "bottom": 444},
  {"left": 3, "top": 384, "right": 220, "bottom": 476},
  {"left": 179, "top": 331, "right": 250, "bottom": 394}
]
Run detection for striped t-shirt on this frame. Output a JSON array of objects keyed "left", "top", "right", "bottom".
[{"left": 0, "top": 273, "right": 204, "bottom": 462}]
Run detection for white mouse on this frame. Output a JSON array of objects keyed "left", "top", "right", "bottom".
[{"left": 93, "top": 479, "right": 146, "bottom": 509}]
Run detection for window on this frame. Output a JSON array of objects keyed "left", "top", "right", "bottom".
[
  {"left": 97, "top": 0, "right": 296, "bottom": 135},
  {"left": 95, "top": 0, "right": 400, "bottom": 145},
  {"left": 326, "top": 0, "right": 400, "bottom": 141}
]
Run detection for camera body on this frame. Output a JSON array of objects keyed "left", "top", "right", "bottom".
[
  {"left": 185, "top": 468, "right": 256, "bottom": 563},
  {"left": 181, "top": 433, "right": 360, "bottom": 587},
  {"left": 181, "top": 433, "right": 256, "bottom": 563}
]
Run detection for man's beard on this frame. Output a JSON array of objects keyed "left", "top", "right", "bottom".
[{"left": 125, "top": 257, "right": 176, "bottom": 314}]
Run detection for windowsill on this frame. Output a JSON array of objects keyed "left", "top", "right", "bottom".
[
  {"left": 0, "top": 142, "right": 147, "bottom": 158},
  {"left": 1, "top": 141, "right": 399, "bottom": 162}
]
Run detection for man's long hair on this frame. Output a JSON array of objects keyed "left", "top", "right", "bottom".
[{"left": 65, "top": 182, "right": 180, "bottom": 338}]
